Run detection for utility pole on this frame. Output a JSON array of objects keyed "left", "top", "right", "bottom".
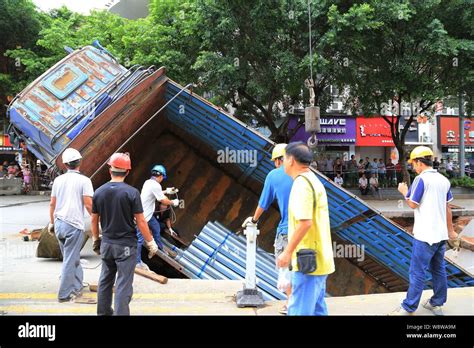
[{"left": 459, "top": 93, "right": 465, "bottom": 178}]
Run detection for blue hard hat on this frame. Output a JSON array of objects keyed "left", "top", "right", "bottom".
[{"left": 151, "top": 164, "right": 167, "bottom": 179}]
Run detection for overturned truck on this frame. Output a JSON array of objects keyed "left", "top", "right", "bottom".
[{"left": 8, "top": 44, "right": 473, "bottom": 299}]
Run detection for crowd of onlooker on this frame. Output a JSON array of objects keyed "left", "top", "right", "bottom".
[
  {"left": 0, "top": 160, "right": 46, "bottom": 193},
  {"left": 314, "top": 155, "right": 401, "bottom": 191},
  {"left": 312, "top": 154, "right": 474, "bottom": 198}
]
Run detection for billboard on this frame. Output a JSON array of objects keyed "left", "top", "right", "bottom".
[
  {"left": 356, "top": 117, "right": 394, "bottom": 146},
  {"left": 289, "top": 115, "right": 356, "bottom": 145},
  {"left": 439, "top": 116, "right": 474, "bottom": 146}
]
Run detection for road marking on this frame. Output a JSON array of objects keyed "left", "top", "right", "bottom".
[
  {"left": 0, "top": 304, "right": 256, "bottom": 315},
  {"left": 0, "top": 292, "right": 232, "bottom": 301}
]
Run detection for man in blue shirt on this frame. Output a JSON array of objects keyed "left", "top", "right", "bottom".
[{"left": 242, "top": 143, "right": 293, "bottom": 314}]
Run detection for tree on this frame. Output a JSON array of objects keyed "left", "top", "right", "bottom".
[
  {"left": 0, "top": 0, "right": 46, "bottom": 131},
  {"left": 326, "top": 0, "right": 474, "bottom": 183},
  {"left": 193, "top": 0, "right": 346, "bottom": 141}
]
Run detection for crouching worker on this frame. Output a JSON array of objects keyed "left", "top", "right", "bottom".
[
  {"left": 135, "top": 164, "right": 179, "bottom": 269},
  {"left": 91, "top": 153, "right": 160, "bottom": 316},
  {"left": 157, "top": 200, "right": 179, "bottom": 237}
]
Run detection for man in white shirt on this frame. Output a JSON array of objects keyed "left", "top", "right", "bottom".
[
  {"left": 358, "top": 173, "right": 369, "bottom": 195},
  {"left": 392, "top": 146, "right": 458, "bottom": 316},
  {"left": 136, "top": 164, "right": 179, "bottom": 269},
  {"left": 369, "top": 173, "right": 381, "bottom": 199},
  {"left": 49, "top": 148, "right": 93, "bottom": 302},
  {"left": 446, "top": 157, "right": 454, "bottom": 178}
]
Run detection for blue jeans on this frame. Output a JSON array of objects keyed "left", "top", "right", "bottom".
[
  {"left": 288, "top": 272, "right": 328, "bottom": 316},
  {"left": 402, "top": 239, "right": 447, "bottom": 312},
  {"left": 136, "top": 216, "right": 163, "bottom": 264},
  {"left": 55, "top": 219, "right": 84, "bottom": 300}
]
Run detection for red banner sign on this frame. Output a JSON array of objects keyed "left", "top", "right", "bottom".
[
  {"left": 439, "top": 116, "right": 474, "bottom": 146},
  {"left": 356, "top": 117, "right": 395, "bottom": 146}
]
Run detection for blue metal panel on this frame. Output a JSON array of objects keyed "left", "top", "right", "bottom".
[
  {"left": 173, "top": 221, "right": 286, "bottom": 301},
  {"left": 164, "top": 80, "right": 472, "bottom": 288}
]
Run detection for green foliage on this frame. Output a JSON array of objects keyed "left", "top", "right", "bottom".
[
  {"left": 326, "top": 0, "right": 473, "bottom": 182},
  {"left": 1, "top": 0, "right": 472, "bottom": 143},
  {"left": 450, "top": 176, "right": 474, "bottom": 189}
]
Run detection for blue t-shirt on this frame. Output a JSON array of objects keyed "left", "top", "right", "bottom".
[{"left": 258, "top": 166, "right": 293, "bottom": 235}]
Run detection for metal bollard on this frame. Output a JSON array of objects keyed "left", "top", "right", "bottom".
[{"left": 236, "top": 223, "right": 265, "bottom": 308}]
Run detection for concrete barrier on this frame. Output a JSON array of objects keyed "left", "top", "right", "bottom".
[{"left": 0, "top": 177, "right": 22, "bottom": 195}]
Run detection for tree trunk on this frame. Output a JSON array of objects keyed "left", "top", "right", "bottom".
[{"left": 396, "top": 145, "right": 410, "bottom": 185}]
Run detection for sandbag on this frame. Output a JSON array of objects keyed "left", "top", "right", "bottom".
[{"left": 36, "top": 226, "right": 90, "bottom": 260}]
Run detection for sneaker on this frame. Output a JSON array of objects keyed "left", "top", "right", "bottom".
[
  {"left": 422, "top": 299, "right": 444, "bottom": 316},
  {"left": 135, "top": 262, "right": 150, "bottom": 271},
  {"left": 58, "top": 293, "right": 77, "bottom": 303},
  {"left": 389, "top": 305, "right": 414, "bottom": 316},
  {"left": 279, "top": 304, "right": 288, "bottom": 315}
]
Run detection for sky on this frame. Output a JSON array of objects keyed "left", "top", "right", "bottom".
[{"left": 31, "top": 0, "right": 116, "bottom": 14}]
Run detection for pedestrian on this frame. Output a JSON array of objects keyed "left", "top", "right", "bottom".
[
  {"left": 333, "top": 157, "right": 343, "bottom": 178},
  {"left": 325, "top": 155, "right": 334, "bottom": 180},
  {"left": 395, "top": 161, "right": 402, "bottom": 183},
  {"left": 377, "top": 159, "right": 386, "bottom": 187},
  {"left": 357, "top": 159, "right": 365, "bottom": 178},
  {"left": 385, "top": 159, "right": 395, "bottom": 187},
  {"left": 49, "top": 148, "right": 93, "bottom": 302},
  {"left": 317, "top": 155, "right": 326, "bottom": 174},
  {"left": 243, "top": 143, "right": 293, "bottom": 315},
  {"left": 334, "top": 173, "right": 344, "bottom": 186},
  {"left": 358, "top": 173, "right": 369, "bottom": 195},
  {"left": 369, "top": 173, "right": 382, "bottom": 199},
  {"left": 135, "top": 164, "right": 180, "bottom": 270},
  {"left": 438, "top": 159, "right": 447, "bottom": 175},
  {"left": 277, "top": 141, "right": 335, "bottom": 316},
  {"left": 7, "top": 164, "right": 15, "bottom": 178},
  {"left": 391, "top": 146, "right": 459, "bottom": 315},
  {"left": 433, "top": 157, "right": 440, "bottom": 170},
  {"left": 91, "top": 152, "right": 160, "bottom": 316},
  {"left": 446, "top": 157, "right": 454, "bottom": 178},
  {"left": 370, "top": 158, "right": 378, "bottom": 176},
  {"left": 22, "top": 164, "right": 31, "bottom": 193},
  {"left": 346, "top": 155, "right": 358, "bottom": 187},
  {"left": 364, "top": 157, "right": 371, "bottom": 177}
]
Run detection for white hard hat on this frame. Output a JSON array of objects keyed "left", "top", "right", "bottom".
[{"left": 62, "top": 148, "right": 82, "bottom": 164}]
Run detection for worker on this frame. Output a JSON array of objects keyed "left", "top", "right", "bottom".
[
  {"left": 49, "top": 148, "right": 93, "bottom": 302},
  {"left": 135, "top": 164, "right": 180, "bottom": 270},
  {"left": 242, "top": 143, "right": 293, "bottom": 315},
  {"left": 277, "top": 141, "right": 335, "bottom": 316},
  {"left": 391, "top": 146, "right": 458, "bottom": 316},
  {"left": 157, "top": 201, "right": 179, "bottom": 237},
  {"left": 91, "top": 152, "right": 159, "bottom": 315}
]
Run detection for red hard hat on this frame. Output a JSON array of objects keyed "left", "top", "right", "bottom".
[{"left": 107, "top": 152, "right": 131, "bottom": 170}]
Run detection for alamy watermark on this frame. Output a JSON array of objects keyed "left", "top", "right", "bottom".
[
  {"left": 0, "top": 241, "right": 37, "bottom": 260},
  {"left": 217, "top": 147, "right": 258, "bottom": 167},
  {"left": 333, "top": 242, "right": 365, "bottom": 262},
  {"left": 18, "top": 322, "right": 55, "bottom": 342}
]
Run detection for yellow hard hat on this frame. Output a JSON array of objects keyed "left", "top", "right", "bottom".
[
  {"left": 408, "top": 146, "right": 434, "bottom": 163},
  {"left": 271, "top": 143, "right": 287, "bottom": 160}
]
